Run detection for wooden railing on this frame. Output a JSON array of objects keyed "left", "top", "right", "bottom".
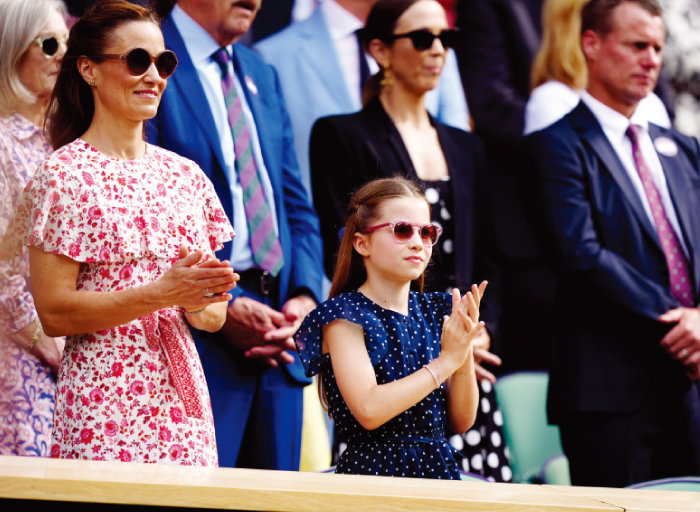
[{"left": 1, "top": 456, "right": 698, "bottom": 511}]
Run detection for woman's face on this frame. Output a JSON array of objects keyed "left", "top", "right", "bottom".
[
  {"left": 84, "top": 20, "right": 168, "bottom": 125},
  {"left": 384, "top": 0, "right": 449, "bottom": 95},
  {"left": 17, "top": 7, "right": 68, "bottom": 104}
]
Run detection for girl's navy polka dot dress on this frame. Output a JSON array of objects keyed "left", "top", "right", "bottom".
[{"left": 295, "top": 289, "right": 461, "bottom": 479}]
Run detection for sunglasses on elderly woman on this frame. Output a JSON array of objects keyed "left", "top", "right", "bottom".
[
  {"left": 33, "top": 35, "right": 68, "bottom": 58},
  {"left": 360, "top": 221, "right": 443, "bottom": 246},
  {"left": 97, "top": 48, "right": 178, "bottom": 78},
  {"left": 388, "top": 28, "right": 459, "bottom": 51}
]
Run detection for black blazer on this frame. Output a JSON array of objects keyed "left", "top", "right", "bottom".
[
  {"left": 310, "top": 97, "right": 499, "bottom": 327},
  {"left": 529, "top": 102, "right": 700, "bottom": 420}
]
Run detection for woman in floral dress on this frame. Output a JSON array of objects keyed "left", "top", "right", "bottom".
[
  {"left": 2, "top": 0, "right": 237, "bottom": 465},
  {"left": 0, "top": 0, "right": 68, "bottom": 457}
]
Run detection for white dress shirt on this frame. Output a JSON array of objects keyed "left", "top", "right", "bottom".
[
  {"left": 524, "top": 80, "right": 671, "bottom": 135},
  {"left": 581, "top": 90, "right": 689, "bottom": 258},
  {"left": 172, "top": 5, "right": 279, "bottom": 270}
]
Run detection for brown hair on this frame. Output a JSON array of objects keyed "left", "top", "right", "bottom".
[
  {"left": 329, "top": 176, "right": 429, "bottom": 298},
  {"left": 320, "top": 176, "right": 430, "bottom": 412},
  {"left": 581, "top": 0, "right": 662, "bottom": 36},
  {"left": 148, "top": 0, "right": 176, "bottom": 21},
  {"left": 530, "top": 0, "right": 589, "bottom": 91},
  {"left": 46, "top": 0, "right": 158, "bottom": 149},
  {"left": 361, "top": 0, "right": 422, "bottom": 104}
]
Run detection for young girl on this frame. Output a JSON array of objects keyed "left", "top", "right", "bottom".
[{"left": 295, "top": 177, "right": 483, "bottom": 479}]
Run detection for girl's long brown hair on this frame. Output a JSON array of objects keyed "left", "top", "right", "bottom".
[{"left": 320, "top": 177, "right": 429, "bottom": 411}]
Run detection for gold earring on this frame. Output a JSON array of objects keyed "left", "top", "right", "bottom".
[
  {"left": 88, "top": 79, "right": 96, "bottom": 86},
  {"left": 380, "top": 63, "right": 393, "bottom": 88}
]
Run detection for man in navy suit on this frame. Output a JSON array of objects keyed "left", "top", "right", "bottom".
[
  {"left": 529, "top": 0, "right": 700, "bottom": 487},
  {"left": 147, "top": 0, "right": 323, "bottom": 470}
]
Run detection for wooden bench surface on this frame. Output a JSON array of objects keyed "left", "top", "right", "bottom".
[{"left": 1, "top": 456, "right": 698, "bottom": 511}]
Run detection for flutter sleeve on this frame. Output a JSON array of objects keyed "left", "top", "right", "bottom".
[
  {"left": 1, "top": 142, "right": 234, "bottom": 263},
  {"left": 294, "top": 292, "right": 391, "bottom": 377}
]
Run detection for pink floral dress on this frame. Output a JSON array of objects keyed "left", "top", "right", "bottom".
[
  {"left": 0, "top": 113, "right": 56, "bottom": 456},
  {"left": 3, "top": 139, "right": 234, "bottom": 465}
]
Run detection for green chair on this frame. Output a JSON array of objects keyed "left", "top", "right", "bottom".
[
  {"left": 628, "top": 477, "right": 700, "bottom": 491},
  {"left": 459, "top": 470, "right": 489, "bottom": 482},
  {"left": 494, "top": 371, "right": 569, "bottom": 484},
  {"left": 540, "top": 453, "right": 571, "bottom": 485}
]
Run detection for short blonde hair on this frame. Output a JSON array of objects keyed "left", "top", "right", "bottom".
[
  {"left": 530, "top": 0, "right": 589, "bottom": 91},
  {"left": 0, "top": 0, "right": 67, "bottom": 115}
]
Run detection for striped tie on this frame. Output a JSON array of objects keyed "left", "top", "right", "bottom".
[
  {"left": 626, "top": 124, "right": 694, "bottom": 306},
  {"left": 213, "top": 48, "right": 283, "bottom": 276}
]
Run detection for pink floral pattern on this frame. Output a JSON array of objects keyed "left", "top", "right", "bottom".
[
  {"left": 0, "top": 113, "right": 56, "bottom": 456},
  {"left": 4, "top": 139, "right": 234, "bottom": 465}
]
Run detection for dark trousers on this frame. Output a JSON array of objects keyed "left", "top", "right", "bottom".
[
  {"left": 193, "top": 287, "right": 304, "bottom": 470},
  {"left": 559, "top": 381, "right": 700, "bottom": 487}
]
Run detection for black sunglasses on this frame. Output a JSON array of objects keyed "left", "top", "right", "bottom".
[
  {"left": 360, "top": 221, "right": 443, "bottom": 247},
  {"left": 388, "top": 28, "right": 459, "bottom": 51},
  {"left": 33, "top": 35, "right": 68, "bottom": 58},
  {"left": 97, "top": 48, "right": 178, "bottom": 78}
]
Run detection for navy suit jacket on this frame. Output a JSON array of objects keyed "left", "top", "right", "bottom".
[
  {"left": 147, "top": 14, "right": 323, "bottom": 383},
  {"left": 528, "top": 102, "right": 700, "bottom": 421}
]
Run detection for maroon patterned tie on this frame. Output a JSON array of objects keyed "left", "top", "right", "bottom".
[{"left": 626, "top": 124, "right": 694, "bottom": 306}]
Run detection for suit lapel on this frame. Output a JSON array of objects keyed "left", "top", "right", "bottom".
[
  {"left": 297, "top": 10, "right": 355, "bottom": 110},
  {"left": 435, "top": 122, "right": 471, "bottom": 287},
  {"left": 511, "top": 0, "right": 542, "bottom": 60},
  {"left": 162, "top": 16, "right": 228, "bottom": 174},
  {"left": 650, "top": 125, "right": 700, "bottom": 293},
  {"left": 572, "top": 103, "right": 661, "bottom": 250}
]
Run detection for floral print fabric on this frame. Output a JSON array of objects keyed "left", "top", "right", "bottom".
[
  {"left": 3, "top": 139, "right": 234, "bottom": 465},
  {"left": 0, "top": 113, "right": 56, "bottom": 456}
]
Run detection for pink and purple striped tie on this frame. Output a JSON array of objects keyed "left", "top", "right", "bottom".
[
  {"left": 626, "top": 124, "right": 694, "bottom": 307},
  {"left": 213, "top": 48, "right": 283, "bottom": 276}
]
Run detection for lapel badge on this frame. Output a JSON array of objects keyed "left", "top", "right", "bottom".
[
  {"left": 245, "top": 75, "right": 258, "bottom": 96},
  {"left": 654, "top": 136, "right": 678, "bottom": 157}
]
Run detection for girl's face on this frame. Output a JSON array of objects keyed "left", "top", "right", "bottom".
[
  {"left": 354, "top": 196, "right": 433, "bottom": 285},
  {"left": 374, "top": 0, "right": 449, "bottom": 96}
]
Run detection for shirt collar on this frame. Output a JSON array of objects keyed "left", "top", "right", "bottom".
[
  {"left": 172, "top": 4, "right": 230, "bottom": 66},
  {"left": 2, "top": 112, "right": 42, "bottom": 141},
  {"left": 581, "top": 90, "right": 649, "bottom": 139},
  {"left": 322, "top": 0, "right": 364, "bottom": 41}
]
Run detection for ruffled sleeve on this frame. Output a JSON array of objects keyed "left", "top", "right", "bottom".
[
  {"left": 294, "top": 292, "right": 391, "bottom": 377},
  {"left": 1, "top": 140, "right": 233, "bottom": 263}
]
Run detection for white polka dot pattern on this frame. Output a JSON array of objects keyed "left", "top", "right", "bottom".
[{"left": 295, "top": 290, "right": 460, "bottom": 479}]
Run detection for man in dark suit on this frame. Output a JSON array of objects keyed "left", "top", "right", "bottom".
[
  {"left": 529, "top": 0, "right": 700, "bottom": 487},
  {"left": 455, "top": 0, "right": 554, "bottom": 375},
  {"left": 147, "top": 0, "right": 323, "bottom": 470}
]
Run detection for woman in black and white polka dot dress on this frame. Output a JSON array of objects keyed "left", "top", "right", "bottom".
[
  {"left": 309, "top": 0, "right": 512, "bottom": 482},
  {"left": 296, "top": 177, "right": 484, "bottom": 479}
]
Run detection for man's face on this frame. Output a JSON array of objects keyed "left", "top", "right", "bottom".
[
  {"left": 582, "top": 1, "right": 665, "bottom": 117},
  {"left": 179, "top": 0, "right": 262, "bottom": 46}
]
